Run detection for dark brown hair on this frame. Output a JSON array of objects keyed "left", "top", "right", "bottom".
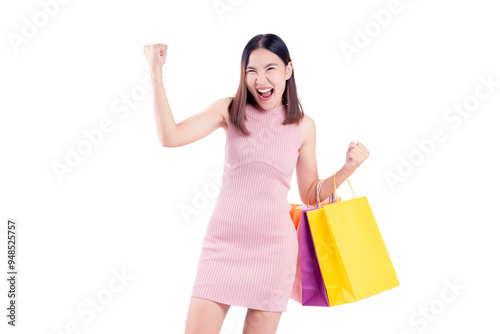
[{"left": 228, "top": 33, "right": 304, "bottom": 136}]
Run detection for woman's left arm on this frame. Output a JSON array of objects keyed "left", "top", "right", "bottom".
[{"left": 296, "top": 115, "right": 370, "bottom": 205}]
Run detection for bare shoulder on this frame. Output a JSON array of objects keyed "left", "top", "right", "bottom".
[
  {"left": 219, "top": 96, "right": 233, "bottom": 127},
  {"left": 300, "top": 113, "right": 316, "bottom": 149},
  {"left": 211, "top": 96, "right": 233, "bottom": 134}
]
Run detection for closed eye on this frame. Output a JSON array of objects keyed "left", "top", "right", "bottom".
[{"left": 246, "top": 67, "right": 275, "bottom": 73}]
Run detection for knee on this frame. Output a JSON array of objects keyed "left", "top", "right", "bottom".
[
  {"left": 185, "top": 297, "right": 230, "bottom": 334},
  {"left": 243, "top": 309, "right": 282, "bottom": 334}
]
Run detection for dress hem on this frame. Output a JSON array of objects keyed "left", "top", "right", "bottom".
[{"left": 190, "top": 292, "right": 288, "bottom": 313}]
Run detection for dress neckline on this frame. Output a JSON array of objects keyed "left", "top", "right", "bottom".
[{"left": 247, "top": 103, "right": 285, "bottom": 115}]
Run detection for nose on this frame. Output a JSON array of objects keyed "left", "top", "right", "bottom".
[{"left": 255, "top": 71, "right": 269, "bottom": 86}]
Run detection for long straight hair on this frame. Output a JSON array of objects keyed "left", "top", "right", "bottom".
[{"left": 228, "top": 34, "right": 304, "bottom": 136}]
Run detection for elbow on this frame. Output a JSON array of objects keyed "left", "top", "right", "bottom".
[
  {"left": 159, "top": 126, "right": 178, "bottom": 147},
  {"left": 161, "top": 141, "right": 177, "bottom": 148},
  {"left": 301, "top": 196, "right": 309, "bottom": 206},
  {"left": 302, "top": 183, "right": 319, "bottom": 206},
  {"left": 160, "top": 136, "right": 176, "bottom": 147},
  {"left": 299, "top": 192, "right": 308, "bottom": 206}
]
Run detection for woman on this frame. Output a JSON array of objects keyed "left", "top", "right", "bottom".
[{"left": 143, "top": 33, "right": 369, "bottom": 334}]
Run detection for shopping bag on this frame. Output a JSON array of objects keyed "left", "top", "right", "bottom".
[
  {"left": 307, "top": 173, "right": 400, "bottom": 306},
  {"left": 289, "top": 203, "right": 303, "bottom": 230},
  {"left": 289, "top": 204, "right": 305, "bottom": 304},
  {"left": 289, "top": 182, "right": 337, "bottom": 231},
  {"left": 289, "top": 180, "right": 330, "bottom": 306},
  {"left": 299, "top": 208, "right": 330, "bottom": 306}
]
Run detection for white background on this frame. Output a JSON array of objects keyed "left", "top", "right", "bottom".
[{"left": 1, "top": 0, "right": 499, "bottom": 333}]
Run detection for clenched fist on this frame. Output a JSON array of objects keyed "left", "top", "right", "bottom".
[
  {"left": 344, "top": 142, "right": 370, "bottom": 173},
  {"left": 143, "top": 43, "right": 167, "bottom": 71}
]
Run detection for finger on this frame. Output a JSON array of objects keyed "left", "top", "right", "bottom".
[
  {"left": 352, "top": 148, "right": 368, "bottom": 161},
  {"left": 353, "top": 145, "right": 368, "bottom": 156},
  {"left": 356, "top": 142, "right": 370, "bottom": 154},
  {"left": 349, "top": 150, "right": 362, "bottom": 162},
  {"left": 354, "top": 143, "right": 369, "bottom": 157}
]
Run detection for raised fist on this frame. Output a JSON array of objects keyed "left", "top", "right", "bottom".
[{"left": 143, "top": 43, "right": 167, "bottom": 71}]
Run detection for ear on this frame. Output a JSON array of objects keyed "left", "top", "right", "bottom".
[{"left": 285, "top": 61, "right": 293, "bottom": 80}]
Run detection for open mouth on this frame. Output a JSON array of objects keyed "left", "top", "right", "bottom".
[{"left": 257, "top": 88, "right": 274, "bottom": 99}]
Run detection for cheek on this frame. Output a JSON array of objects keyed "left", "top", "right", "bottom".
[
  {"left": 274, "top": 79, "right": 285, "bottom": 93},
  {"left": 245, "top": 77, "right": 253, "bottom": 90},
  {"left": 271, "top": 74, "right": 285, "bottom": 87}
]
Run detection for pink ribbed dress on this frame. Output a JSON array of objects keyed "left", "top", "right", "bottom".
[{"left": 190, "top": 102, "right": 303, "bottom": 312}]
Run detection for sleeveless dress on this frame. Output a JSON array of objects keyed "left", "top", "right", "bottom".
[{"left": 190, "top": 102, "right": 303, "bottom": 312}]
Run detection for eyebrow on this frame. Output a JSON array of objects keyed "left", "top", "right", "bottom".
[{"left": 246, "top": 62, "right": 278, "bottom": 70}]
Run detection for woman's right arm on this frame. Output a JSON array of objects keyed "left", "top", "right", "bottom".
[
  {"left": 152, "top": 68, "right": 229, "bottom": 147},
  {"left": 144, "top": 43, "right": 229, "bottom": 147}
]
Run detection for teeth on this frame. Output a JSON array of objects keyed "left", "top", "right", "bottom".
[{"left": 257, "top": 88, "right": 272, "bottom": 93}]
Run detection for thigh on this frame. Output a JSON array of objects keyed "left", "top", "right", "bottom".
[
  {"left": 184, "top": 297, "right": 231, "bottom": 334},
  {"left": 242, "top": 308, "right": 282, "bottom": 334}
]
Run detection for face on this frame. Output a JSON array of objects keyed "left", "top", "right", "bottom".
[{"left": 245, "top": 48, "right": 293, "bottom": 111}]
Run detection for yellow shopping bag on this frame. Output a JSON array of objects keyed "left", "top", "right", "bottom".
[{"left": 306, "top": 173, "right": 400, "bottom": 306}]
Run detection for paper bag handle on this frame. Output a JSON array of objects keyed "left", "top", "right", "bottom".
[
  {"left": 306, "top": 173, "right": 356, "bottom": 208},
  {"left": 333, "top": 171, "right": 356, "bottom": 202},
  {"left": 307, "top": 179, "right": 321, "bottom": 207}
]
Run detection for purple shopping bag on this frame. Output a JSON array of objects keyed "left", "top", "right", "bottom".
[
  {"left": 300, "top": 208, "right": 330, "bottom": 306},
  {"left": 290, "top": 207, "right": 330, "bottom": 307}
]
